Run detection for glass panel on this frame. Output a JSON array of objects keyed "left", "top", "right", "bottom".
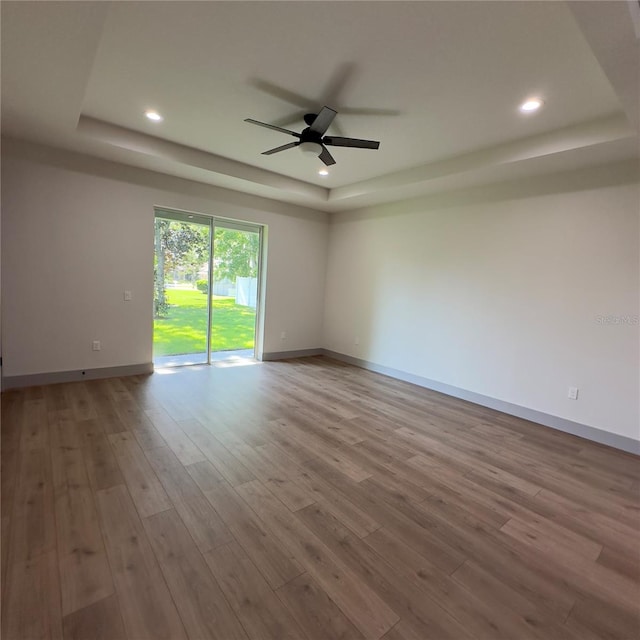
[
  {"left": 210, "top": 226, "right": 260, "bottom": 361},
  {"left": 153, "top": 216, "right": 211, "bottom": 366}
]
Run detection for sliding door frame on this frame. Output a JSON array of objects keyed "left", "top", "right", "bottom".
[{"left": 154, "top": 207, "right": 264, "bottom": 365}]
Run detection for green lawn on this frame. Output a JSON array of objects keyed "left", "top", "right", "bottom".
[{"left": 153, "top": 289, "right": 256, "bottom": 356}]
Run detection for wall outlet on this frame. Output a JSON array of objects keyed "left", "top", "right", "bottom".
[
  {"left": 354, "top": 336, "right": 360, "bottom": 345},
  {"left": 568, "top": 386, "right": 579, "bottom": 400},
  {"left": 92, "top": 340, "right": 101, "bottom": 351},
  {"left": 280, "top": 331, "right": 287, "bottom": 340},
  {"left": 124, "top": 290, "right": 132, "bottom": 301}
]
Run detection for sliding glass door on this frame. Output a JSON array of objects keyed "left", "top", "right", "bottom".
[
  {"left": 153, "top": 212, "right": 212, "bottom": 366},
  {"left": 153, "top": 210, "right": 262, "bottom": 367},
  {"left": 210, "top": 223, "right": 261, "bottom": 362}
]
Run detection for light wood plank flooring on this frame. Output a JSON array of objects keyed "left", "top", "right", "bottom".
[{"left": 2, "top": 356, "right": 639, "bottom": 639}]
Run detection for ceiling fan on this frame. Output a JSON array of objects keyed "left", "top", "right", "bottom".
[{"left": 244, "top": 106, "right": 380, "bottom": 166}]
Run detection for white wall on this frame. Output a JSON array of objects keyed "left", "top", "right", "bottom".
[
  {"left": 1, "top": 141, "right": 328, "bottom": 377},
  {"left": 3, "top": 139, "right": 638, "bottom": 444},
  {"left": 324, "top": 164, "right": 640, "bottom": 442}
]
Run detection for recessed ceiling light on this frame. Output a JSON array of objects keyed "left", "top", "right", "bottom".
[
  {"left": 318, "top": 169, "right": 329, "bottom": 176},
  {"left": 145, "top": 110, "right": 163, "bottom": 122},
  {"left": 519, "top": 99, "right": 543, "bottom": 113}
]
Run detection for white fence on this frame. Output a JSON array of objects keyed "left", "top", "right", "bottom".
[
  {"left": 212, "top": 278, "right": 235, "bottom": 297},
  {"left": 235, "top": 277, "right": 258, "bottom": 308}
]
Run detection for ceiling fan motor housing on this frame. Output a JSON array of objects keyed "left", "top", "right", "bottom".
[{"left": 300, "top": 127, "right": 324, "bottom": 144}]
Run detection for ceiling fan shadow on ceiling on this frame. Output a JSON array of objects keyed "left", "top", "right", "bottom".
[
  {"left": 244, "top": 106, "right": 380, "bottom": 166},
  {"left": 248, "top": 63, "right": 401, "bottom": 135}
]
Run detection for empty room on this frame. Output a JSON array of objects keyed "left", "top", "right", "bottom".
[{"left": 1, "top": 2, "right": 639, "bottom": 639}]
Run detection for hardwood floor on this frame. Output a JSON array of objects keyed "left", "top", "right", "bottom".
[{"left": 2, "top": 356, "right": 639, "bottom": 639}]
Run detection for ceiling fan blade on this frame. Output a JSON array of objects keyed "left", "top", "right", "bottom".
[
  {"left": 244, "top": 119, "right": 300, "bottom": 137},
  {"left": 262, "top": 142, "right": 299, "bottom": 155},
  {"left": 322, "top": 62, "right": 356, "bottom": 106},
  {"left": 249, "top": 79, "right": 311, "bottom": 108},
  {"left": 319, "top": 146, "right": 336, "bottom": 166},
  {"left": 323, "top": 136, "right": 380, "bottom": 149},
  {"left": 272, "top": 110, "right": 309, "bottom": 128},
  {"left": 309, "top": 106, "right": 337, "bottom": 136},
  {"left": 338, "top": 107, "right": 401, "bottom": 117}
]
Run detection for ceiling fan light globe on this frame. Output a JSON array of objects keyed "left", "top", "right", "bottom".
[{"left": 298, "top": 141, "right": 323, "bottom": 157}]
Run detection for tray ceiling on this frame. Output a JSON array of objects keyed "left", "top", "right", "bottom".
[{"left": 2, "top": 1, "right": 638, "bottom": 212}]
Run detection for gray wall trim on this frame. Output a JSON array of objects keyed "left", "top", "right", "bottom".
[
  {"left": 2, "top": 362, "right": 154, "bottom": 390},
  {"left": 322, "top": 350, "right": 640, "bottom": 456},
  {"left": 261, "top": 348, "right": 324, "bottom": 361}
]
